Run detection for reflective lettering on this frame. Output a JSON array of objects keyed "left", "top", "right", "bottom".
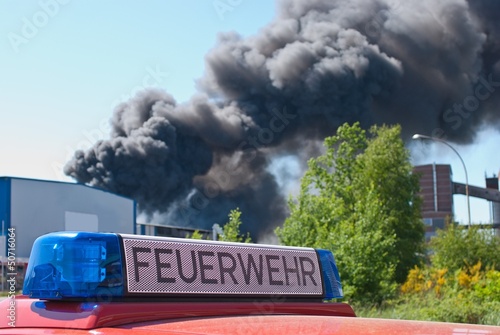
[
  {"left": 125, "top": 239, "right": 322, "bottom": 295},
  {"left": 198, "top": 251, "right": 218, "bottom": 284},
  {"left": 266, "top": 255, "right": 283, "bottom": 286},
  {"left": 282, "top": 256, "right": 301, "bottom": 286},
  {"left": 300, "top": 257, "right": 317, "bottom": 286},
  {"left": 176, "top": 250, "right": 197, "bottom": 283},
  {"left": 238, "top": 253, "right": 263, "bottom": 285},
  {"left": 154, "top": 248, "right": 175, "bottom": 283},
  {"left": 218, "top": 252, "right": 238, "bottom": 284},
  {"left": 132, "top": 247, "right": 151, "bottom": 282}
]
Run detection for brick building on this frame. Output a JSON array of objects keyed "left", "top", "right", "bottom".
[{"left": 413, "top": 164, "right": 454, "bottom": 239}]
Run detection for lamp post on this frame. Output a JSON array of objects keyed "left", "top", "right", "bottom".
[{"left": 412, "top": 134, "right": 471, "bottom": 227}]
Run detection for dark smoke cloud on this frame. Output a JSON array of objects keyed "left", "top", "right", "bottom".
[{"left": 65, "top": 0, "right": 500, "bottom": 239}]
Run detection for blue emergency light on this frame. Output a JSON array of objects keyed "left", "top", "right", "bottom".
[{"left": 23, "top": 232, "right": 343, "bottom": 301}]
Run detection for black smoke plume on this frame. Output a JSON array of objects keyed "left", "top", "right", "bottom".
[{"left": 65, "top": 0, "right": 500, "bottom": 239}]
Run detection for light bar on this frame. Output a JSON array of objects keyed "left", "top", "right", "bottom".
[
  {"left": 23, "top": 232, "right": 343, "bottom": 301},
  {"left": 22, "top": 232, "right": 123, "bottom": 299}
]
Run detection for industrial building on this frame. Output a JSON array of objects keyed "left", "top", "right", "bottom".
[
  {"left": 0, "top": 177, "right": 136, "bottom": 289},
  {"left": 414, "top": 164, "right": 500, "bottom": 239},
  {"left": 486, "top": 175, "right": 500, "bottom": 225},
  {"left": 414, "top": 164, "right": 453, "bottom": 236},
  {"left": 0, "top": 177, "right": 136, "bottom": 258}
]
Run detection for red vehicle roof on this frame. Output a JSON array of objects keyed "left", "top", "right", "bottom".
[{"left": 1, "top": 296, "right": 500, "bottom": 335}]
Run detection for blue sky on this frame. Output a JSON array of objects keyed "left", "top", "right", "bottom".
[
  {"left": 1, "top": 0, "right": 499, "bottom": 225},
  {"left": 0, "top": 1, "right": 274, "bottom": 176}
]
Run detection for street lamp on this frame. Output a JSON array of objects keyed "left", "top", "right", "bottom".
[{"left": 412, "top": 134, "right": 471, "bottom": 227}]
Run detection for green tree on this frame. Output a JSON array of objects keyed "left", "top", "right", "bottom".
[
  {"left": 220, "top": 208, "right": 252, "bottom": 243},
  {"left": 276, "top": 122, "right": 424, "bottom": 303},
  {"left": 361, "top": 125, "right": 425, "bottom": 283},
  {"left": 186, "top": 230, "right": 205, "bottom": 240},
  {"left": 431, "top": 223, "right": 500, "bottom": 272}
]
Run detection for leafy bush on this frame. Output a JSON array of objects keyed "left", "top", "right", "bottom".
[
  {"left": 384, "top": 262, "right": 500, "bottom": 325},
  {"left": 220, "top": 208, "right": 252, "bottom": 243},
  {"left": 186, "top": 230, "right": 205, "bottom": 240},
  {"left": 431, "top": 224, "right": 500, "bottom": 272}
]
